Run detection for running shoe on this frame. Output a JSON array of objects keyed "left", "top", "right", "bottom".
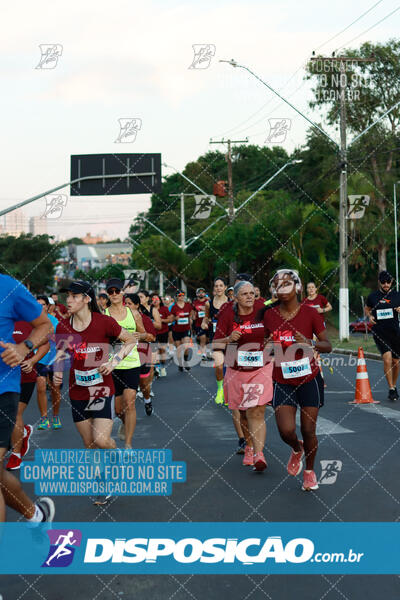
[
  {"left": 178, "top": 366, "right": 184, "bottom": 372},
  {"left": 201, "top": 353, "right": 207, "bottom": 361},
  {"left": 253, "top": 452, "right": 267, "bottom": 472},
  {"left": 37, "top": 417, "right": 50, "bottom": 430},
  {"left": 36, "top": 497, "right": 55, "bottom": 522},
  {"left": 52, "top": 416, "right": 62, "bottom": 430},
  {"left": 137, "top": 390, "right": 143, "bottom": 398},
  {"left": 184, "top": 366, "right": 191, "bottom": 372},
  {"left": 145, "top": 402, "right": 153, "bottom": 416},
  {"left": 150, "top": 390, "right": 154, "bottom": 398},
  {"left": 388, "top": 387, "right": 397, "bottom": 401},
  {"left": 93, "top": 494, "right": 112, "bottom": 506},
  {"left": 236, "top": 437, "right": 246, "bottom": 455},
  {"left": 287, "top": 441, "right": 304, "bottom": 476},
  {"left": 118, "top": 422, "right": 125, "bottom": 441},
  {"left": 154, "top": 366, "right": 161, "bottom": 379},
  {"left": 302, "top": 470, "right": 319, "bottom": 491},
  {"left": 214, "top": 387, "right": 224, "bottom": 405},
  {"left": 242, "top": 446, "right": 254, "bottom": 466},
  {"left": 21, "top": 424, "right": 33, "bottom": 458},
  {"left": 6, "top": 453, "right": 22, "bottom": 470},
  {"left": 160, "top": 367, "right": 167, "bottom": 377}
]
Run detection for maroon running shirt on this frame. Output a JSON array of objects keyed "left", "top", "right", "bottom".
[
  {"left": 55, "top": 312, "right": 122, "bottom": 401},
  {"left": 263, "top": 304, "right": 325, "bottom": 385},
  {"left": 214, "top": 307, "right": 266, "bottom": 371},
  {"left": 171, "top": 302, "right": 192, "bottom": 332}
]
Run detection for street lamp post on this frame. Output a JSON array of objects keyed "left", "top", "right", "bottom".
[{"left": 394, "top": 182, "right": 400, "bottom": 292}]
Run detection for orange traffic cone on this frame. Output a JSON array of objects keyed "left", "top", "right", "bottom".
[{"left": 349, "top": 347, "right": 379, "bottom": 404}]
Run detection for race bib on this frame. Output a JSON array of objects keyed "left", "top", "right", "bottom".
[
  {"left": 74, "top": 368, "right": 103, "bottom": 387},
  {"left": 281, "top": 357, "right": 312, "bottom": 379},
  {"left": 237, "top": 350, "right": 263, "bottom": 367},
  {"left": 178, "top": 317, "right": 189, "bottom": 325},
  {"left": 198, "top": 311, "right": 205, "bottom": 318},
  {"left": 377, "top": 308, "right": 393, "bottom": 320}
]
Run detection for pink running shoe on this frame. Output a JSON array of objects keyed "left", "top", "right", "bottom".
[
  {"left": 302, "top": 470, "right": 319, "bottom": 491},
  {"left": 242, "top": 446, "right": 254, "bottom": 466},
  {"left": 253, "top": 452, "right": 267, "bottom": 472},
  {"left": 287, "top": 440, "right": 304, "bottom": 476},
  {"left": 21, "top": 424, "right": 33, "bottom": 458}
]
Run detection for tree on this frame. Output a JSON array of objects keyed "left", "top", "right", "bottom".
[
  {"left": 306, "top": 40, "right": 400, "bottom": 271},
  {"left": 0, "top": 234, "right": 60, "bottom": 293}
]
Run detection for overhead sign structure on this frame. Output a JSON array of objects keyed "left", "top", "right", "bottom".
[{"left": 70, "top": 154, "right": 162, "bottom": 196}]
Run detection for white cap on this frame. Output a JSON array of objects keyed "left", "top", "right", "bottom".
[{"left": 48, "top": 297, "right": 55, "bottom": 305}]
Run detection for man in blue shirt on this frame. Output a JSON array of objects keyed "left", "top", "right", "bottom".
[{"left": 0, "top": 274, "right": 55, "bottom": 523}]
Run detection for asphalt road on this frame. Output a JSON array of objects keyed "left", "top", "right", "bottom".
[{"left": 2, "top": 352, "right": 400, "bottom": 599}]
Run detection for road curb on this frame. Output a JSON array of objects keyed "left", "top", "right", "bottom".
[{"left": 332, "top": 348, "right": 382, "bottom": 361}]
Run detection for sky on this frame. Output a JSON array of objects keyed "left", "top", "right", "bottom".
[{"left": 1, "top": 0, "right": 399, "bottom": 240}]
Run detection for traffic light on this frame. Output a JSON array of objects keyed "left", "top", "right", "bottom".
[{"left": 213, "top": 180, "right": 227, "bottom": 197}]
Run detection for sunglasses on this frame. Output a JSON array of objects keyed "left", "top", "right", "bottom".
[{"left": 107, "top": 289, "right": 121, "bottom": 295}]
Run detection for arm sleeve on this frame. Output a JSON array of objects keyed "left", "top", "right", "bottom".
[
  {"left": 105, "top": 315, "right": 122, "bottom": 339},
  {"left": 214, "top": 310, "right": 230, "bottom": 340},
  {"left": 312, "top": 310, "right": 326, "bottom": 336}
]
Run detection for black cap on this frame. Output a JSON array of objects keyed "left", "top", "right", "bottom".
[
  {"left": 236, "top": 273, "right": 253, "bottom": 283},
  {"left": 378, "top": 271, "right": 393, "bottom": 284},
  {"left": 59, "top": 280, "right": 94, "bottom": 295},
  {"left": 106, "top": 278, "right": 123, "bottom": 291}
]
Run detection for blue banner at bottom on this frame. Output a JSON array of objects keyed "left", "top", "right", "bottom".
[{"left": 0, "top": 522, "right": 398, "bottom": 574}]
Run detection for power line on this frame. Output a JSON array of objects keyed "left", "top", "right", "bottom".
[{"left": 335, "top": 4, "right": 400, "bottom": 52}]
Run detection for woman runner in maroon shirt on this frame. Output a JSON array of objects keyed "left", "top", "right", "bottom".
[{"left": 262, "top": 270, "right": 332, "bottom": 491}]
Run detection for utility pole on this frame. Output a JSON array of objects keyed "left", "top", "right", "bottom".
[
  {"left": 209, "top": 137, "right": 248, "bottom": 285},
  {"left": 310, "top": 54, "right": 374, "bottom": 341},
  {"left": 169, "top": 192, "right": 200, "bottom": 295}
]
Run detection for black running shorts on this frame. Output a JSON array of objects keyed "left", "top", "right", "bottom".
[
  {"left": 112, "top": 367, "right": 140, "bottom": 396},
  {"left": 272, "top": 373, "right": 324, "bottom": 409},
  {"left": 373, "top": 331, "right": 400, "bottom": 359},
  {"left": 172, "top": 330, "right": 191, "bottom": 342},
  {"left": 0, "top": 392, "right": 19, "bottom": 448},
  {"left": 71, "top": 396, "right": 114, "bottom": 423},
  {"left": 156, "top": 332, "right": 169, "bottom": 344}
]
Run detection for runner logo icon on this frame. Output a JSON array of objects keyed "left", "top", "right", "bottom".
[
  {"left": 42, "top": 529, "right": 82, "bottom": 568},
  {"left": 318, "top": 460, "right": 343, "bottom": 485}
]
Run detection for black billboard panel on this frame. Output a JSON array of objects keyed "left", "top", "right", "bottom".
[{"left": 70, "top": 153, "right": 162, "bottom": 195}]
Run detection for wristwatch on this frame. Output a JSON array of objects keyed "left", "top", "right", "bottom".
[{"left": 24, "top": 339, "right": 34, "bottom": 351}]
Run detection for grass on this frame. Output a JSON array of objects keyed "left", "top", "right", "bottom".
[{"left": 330, "top": 335, "right": 378, "bottom": 354}]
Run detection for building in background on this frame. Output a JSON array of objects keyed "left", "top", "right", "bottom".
[
  {"left": 75, "top": 242, "right": 132, "bottom": 272},
  {"left": 4, "top": 209, "right": 27, "bottom": 236},
  {"left": 29, "top": 216, "right": 47, "bottom": 236}
]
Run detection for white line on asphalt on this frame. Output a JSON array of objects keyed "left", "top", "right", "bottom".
[
  {"left": 296, "top": 414, "right": 354, "bottom": 435},
  {"left": 357, "top": 404, "right": 400, "bottom": 423}
]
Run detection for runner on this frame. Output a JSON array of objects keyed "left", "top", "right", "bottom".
[
  {"left": 169, "top": 291, "right": 193, "bottom": 372},
  {"left": 53, "top": 280, "right": 140, "bottom": 504},
  {"left": 163, "top": 295, "right": 175, "bottom": 354},
  {"left": 6, "top": 323, "right": 50, "bottom": 470},
  {"left": 124, "top": 294, "right": 157, "bottom": 415},
  {"left": 254, "top": 286, "right": 265, "bottom": 303},
  {"left": 262, "top": 269, "right": 332, "bottom": 491},
  {"left": 202, "top": 278, "right": 228, "bottom": 403},
  {"left": 226, "top": 287, "right": 234, "bottom": 302},
  {"left": 151, "top": 293, "right": 170, "bottom": 376},
  {"left": 104, "top": 279, "right": 147, "bottom": 448},
  {"left": 51, "top": 292, "right": 68, "bottom": 320},
  {"left": 366, "top": 271, "right": 400, "bottom": 401},
  {"left": 191, "top": 287, "right": 209, "bottom": 361},
  {"left": 0, "top": 273, "right": 55, "bottom": 522},
  {"left": 303, "top": 282, "right": 332, "bottom": 315},
  {"left": 98, "top": 293, "right": 111, "bottom": 313},
  {"left": 35, "top": 295, "right": 62, "bottom": 430},
  {"left": 213, "top": 280, "right": 273, "bottom": 471}
]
